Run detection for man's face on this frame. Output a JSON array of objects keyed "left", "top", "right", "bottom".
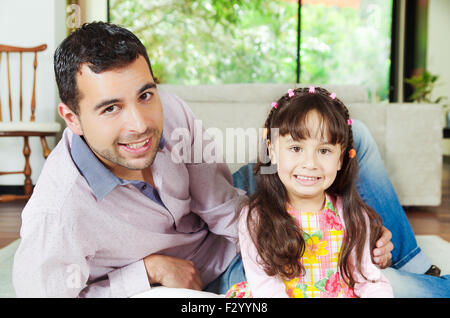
[{"left": 68, "top": 55, "right": 163, "bottom": 176}]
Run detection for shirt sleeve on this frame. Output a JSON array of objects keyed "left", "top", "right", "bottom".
[
  {"left": 238, "top": 207, "right": 289, "bottom": 298},
  {"left": 80, "top": 259, "right": 151, "bottom": 298},
  {"left": 13, "top": 212, "right": 151, "bottom": 298}
]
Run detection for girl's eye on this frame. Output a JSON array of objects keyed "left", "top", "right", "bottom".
[
  {"left": 319, "top": 148, "right": 331, "bottom": 155},
  {"left": 290, "top": 146, "right": 302, "bottom": 152}
]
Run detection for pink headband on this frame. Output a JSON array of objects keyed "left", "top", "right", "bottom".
[{"left": 271, "top": 88, "right": 340, "bottom": 110}]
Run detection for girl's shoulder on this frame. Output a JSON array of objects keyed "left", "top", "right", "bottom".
[{"left": 237, "top": 203, "right": 260, "bottom": 234}]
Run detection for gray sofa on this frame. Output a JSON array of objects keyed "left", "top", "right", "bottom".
[{"left": 159, "top": 83, "right": 443, "bottom": 207}]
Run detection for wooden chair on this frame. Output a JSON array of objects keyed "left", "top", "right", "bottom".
[{"left": 0, "top": 44, "right": 61, "bottom": 202}]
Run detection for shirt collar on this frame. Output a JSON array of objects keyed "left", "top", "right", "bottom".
[
  {"left": 70, "top": 133, "right": 165, "bottom": 201},
  {"left": 286, "top": 193, "right": 335, "bottom": 214}
]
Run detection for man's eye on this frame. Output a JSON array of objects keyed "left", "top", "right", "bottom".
[
  {"left": 104, "top": 105, "right": 118, "bottom": 113},
  {"left": 140, "top": 92, "right": 152, "bottom": 101}
]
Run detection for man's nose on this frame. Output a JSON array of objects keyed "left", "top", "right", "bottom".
[{"left": 124, "top": 104, "right": 147, "bottom": 133}]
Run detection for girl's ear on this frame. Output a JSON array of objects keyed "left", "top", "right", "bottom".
[{"left": 267, "top": 139, "right": 278, "bottom": 164}]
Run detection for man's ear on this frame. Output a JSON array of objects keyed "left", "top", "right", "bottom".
[{"left": 58, "top": 103, "right": 83, "bottom": 136}]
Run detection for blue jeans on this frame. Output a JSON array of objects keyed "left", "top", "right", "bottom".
[
  {"left": 351, "top": 119, "right": 431, "bottom": 273},
  {"left": 204, "top": 254, "right": 246, "bottom": 295},
  {"left": 224, "top": 119, "right": 450, "bottom": 297}
]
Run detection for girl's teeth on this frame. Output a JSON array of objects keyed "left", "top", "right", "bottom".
[{"left": 296, "top": 176, "right": 318, "bottom": 180}]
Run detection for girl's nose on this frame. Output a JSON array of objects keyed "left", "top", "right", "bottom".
[{"left": 301, "top": 150, "right": 317, "bottom": 169}]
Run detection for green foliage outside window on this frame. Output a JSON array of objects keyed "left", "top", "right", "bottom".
[{"left": 110, "top": 0, "right": 393, "bottom": 101}]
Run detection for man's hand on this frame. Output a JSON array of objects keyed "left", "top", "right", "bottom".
[
  {"left": 373, "top": 226, "right": 394, "bottom": 269},
  {"left": 143, "top": 254, "right": 203, "bottom": 290}
]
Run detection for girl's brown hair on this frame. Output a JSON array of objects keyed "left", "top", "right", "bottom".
[{"left": 245, "top": 87, "right": 383, "bottom": 287}]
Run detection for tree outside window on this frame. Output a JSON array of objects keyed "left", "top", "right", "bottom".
[{"left": 110, "top": 0, "right": 393, "bottom": 101}]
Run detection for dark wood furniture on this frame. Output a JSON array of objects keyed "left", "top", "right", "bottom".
[{"left": 0, "top": 44, "right": 60, "bottom": 202}]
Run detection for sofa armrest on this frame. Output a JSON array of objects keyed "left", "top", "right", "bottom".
[{"left": 385, "top": 103, "right": 443, "bottom": 206}]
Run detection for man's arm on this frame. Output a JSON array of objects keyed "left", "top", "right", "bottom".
[
  {"left": 13, "top": 212, "right": 90, "bottom": 297},
  {"left": 13, "top": 212, "right": 150, "bottom": 298}
]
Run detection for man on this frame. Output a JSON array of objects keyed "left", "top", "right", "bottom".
[{"left": 13, "top": 22, "right": 444, "bottom": 298}]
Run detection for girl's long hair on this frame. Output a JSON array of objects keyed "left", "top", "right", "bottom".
[{"left": 246, "top": 87, "right": 383, "bottom": 287}]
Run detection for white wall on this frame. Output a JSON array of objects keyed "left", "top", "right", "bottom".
[
  {"left": 0, "top": 0, "right": 66, "bottom": 185},
  {"left": 427, "top": 0, "right": 450, "bottom": 155},
  {"left": 79, "top": 0, "right": 108, "bottom": 22}
]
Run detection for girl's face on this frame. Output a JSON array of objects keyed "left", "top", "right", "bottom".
[{"left": 268, "top": 110, "right": 343, "bottom": 210}]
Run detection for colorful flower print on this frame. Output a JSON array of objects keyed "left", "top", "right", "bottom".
[
  {"left": 303, "top": 231, "right": 328, "bottom": 264},
  {"left": 226, "top": 281, "right": 252, "bottom": 298},
  {"left": 284, "top": 278, "right": 307, "bottom": 298},
  {"left": 320, "top": 207, "right": 343, "bottom": 231},
  {"left": 324, "top": 271, "right": 341, "bottom": 297}
]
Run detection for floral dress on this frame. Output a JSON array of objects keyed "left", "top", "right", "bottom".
[{"left": 226, "top": 194, "right": 357, "bottom": 298}]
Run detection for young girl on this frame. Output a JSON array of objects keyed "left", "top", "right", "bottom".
[{"left": 228, "top": 86, "right": 393, "bottom": 298}]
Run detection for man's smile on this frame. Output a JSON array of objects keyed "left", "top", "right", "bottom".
[{"left": 118, "top": 137, "right": 152, "bottom": 153}]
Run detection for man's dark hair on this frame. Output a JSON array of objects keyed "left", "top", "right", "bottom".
[{"left": 54, "top": 21, "right": 155, "bottom": 115}]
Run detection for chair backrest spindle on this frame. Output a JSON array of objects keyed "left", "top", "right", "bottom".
[
  {"left": 6, "top": 52, "right": 12, "bottom": 121},
  {"left": 20, "top": 52, "right": 23, "bottom": 121},
  {"left": 30, "top": 51, "right": 37, "bottom": 122},
  {"left": 0, "top": 44, "right": 47, "bottom": 123},
  {"left": 0, "top": 52, "right": 2, "bottom": 122}
]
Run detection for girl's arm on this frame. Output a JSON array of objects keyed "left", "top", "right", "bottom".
[{"left": 238, "top": 207, "right": 289, "bottom": 298}]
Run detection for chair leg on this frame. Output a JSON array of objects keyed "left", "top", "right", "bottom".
[
  {"left": 0, "top": 137, "right": 32, "bottom": 203},
  {"left": 23, "top": 136, "right": 33, "bottom": 197},
  {"left": 40, "top": 136, "right": 51, "bottom": 159}
]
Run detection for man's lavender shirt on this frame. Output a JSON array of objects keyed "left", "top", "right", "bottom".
[{"left": 12, "top": 91, "right": 244, "bottom": 297}]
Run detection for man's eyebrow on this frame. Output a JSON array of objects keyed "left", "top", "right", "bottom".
[
  {"left": 93, "top": 82, "right": 156, "bottom": 111},
  {"left": 137, "top": 82, "right": 157, "bottom": 95},
  {"left": 94, "top": 98, "right": 121, "bottom": 111}
]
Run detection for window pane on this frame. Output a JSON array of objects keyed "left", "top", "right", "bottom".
[
  {"left": 300, "top": 0, "right": 393, "bottom": 101},
  {"left": 110, "top": 0, "right": 298, "bottom": 84}
]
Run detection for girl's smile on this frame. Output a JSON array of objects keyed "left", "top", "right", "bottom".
[{"left": 293, "top": 174, "right": 322, "bottom": 186}]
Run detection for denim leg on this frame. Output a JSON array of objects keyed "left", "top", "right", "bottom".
[
  {"left": 352, "top": 119, "right": 432, "bottom": 273},
  {"left": 382, "top": 268, "right": 450, "bottom": 298},
  {"left": 203, "top": 254, "right": 246, "bottom": 295}
]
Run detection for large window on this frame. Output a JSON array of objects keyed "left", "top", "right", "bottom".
[{"left": 109, "top": 0, "right": 393, "bottom": 101}]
